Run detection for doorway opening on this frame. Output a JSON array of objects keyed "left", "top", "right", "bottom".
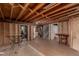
[{"left": 20, "top": 24, "right": 28, "bottom": 41}]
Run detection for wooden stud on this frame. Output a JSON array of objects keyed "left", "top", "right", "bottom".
[
  {"left": 10, "top": 7, "right": 14, "bottom": 20},
  {"left": 0, "top": 8, "right": 5, "bottom": 20}
]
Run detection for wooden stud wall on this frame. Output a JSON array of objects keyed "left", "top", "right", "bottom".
[
  {"left": 0, "top": 22, "right": 20, "bottom": 47},
  {"left": 58, "top": 21, "right": 69, "bottom": 45},
  {"left": 58, "top": 21, "right": 69, "bottom": 34},
  {"left": 0, "top": 22, "right": 4, "bottom": 46},
  {"left": 4, "top": 23, "right": 10, "bottom": 46}
]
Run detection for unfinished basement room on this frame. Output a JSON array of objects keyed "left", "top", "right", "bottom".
[{"left": 0, "top": 3, "right": 79, "bottom": 56}]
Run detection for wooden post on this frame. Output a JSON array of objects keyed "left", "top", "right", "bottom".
[
  {"left": 30, "top": 25, "right": 34, "bottom": 40},
  {"left": 27, "top": 24, "right": 31, "bottom": 41},
  {"left": 49, "top": 24, "right": 51, "bottom": 40}
]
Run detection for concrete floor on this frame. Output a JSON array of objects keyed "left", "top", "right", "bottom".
[{"left": 0, "top": 38, "right": 79, "bottom": 56}]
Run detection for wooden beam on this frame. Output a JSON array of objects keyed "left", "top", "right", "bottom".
[
  {"left": 9, "top": 3, "right": 14, "bottom": 6},
  {"left": 27, "top": 4, "right": 60, "bottom": 21},
  {"left": 28, "top": 8, "right": 33, "bottom": 13},
  {"left": 16, "top": 4, "right": 30, "bottom": 20},
  {"left": 45, "top": 4, "right": 77, "bottom": 16},
  {"left": 43, "top": 3, "right": 57, "bottom": 9},
  {"left": 31, "top": 15, "right": 50, "bottom": 22},
  {"left": 18, "top": 4, "right": 24, "bottom": 9},
  {"left": 32, "top": 4, "right": 77, "bottom": 22},
  {"left": 47, "top": 10, "right": 79, "bottom": 24},
  {"left": 49, "top": 6, "right": 79, "bottom": 18},
  {"left": 54, "top": 10, "right": 79, "bottom": 21},
  {"left": 22, "top": 3, "right": 45, "bottom": 21},
  {"left": 35, "top": 6, "right": 79, "bottom": 23},
  {"left": 33, "top": 7, "right": 79, "bottom": 24},
  {"left": 28, "top": 8, "right": 50, "bottom": 22},
  {"left": 0, "top": 8, "right": 5, "bottom": 20},
  {"left": 9, "top": 3, "right": 24, "bottom": 9},
  {"left": 42, "top": 8, "right": 79, "bottom": 23},
  {"left": 49, "top": 7, "right": 79, "bottom": 21},
  {"left": 10, "top": 7, "right": 14, "bottom": 20}
]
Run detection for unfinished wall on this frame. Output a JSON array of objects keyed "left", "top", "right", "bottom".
[
  {"left": 0, "top": 22, "right": 20, "bottom": 47},
  {"left": 15, "top": 24, "right": 20, "bottom": 42},
  {"left": 0, "top": 23, "right": 4, "bottom": 46},
  {"left": 58, "top": 21, "right": 68, "bottom": 34},
  {"left": 58, "top": 16, "right": 79, "bottom": 52},
  {"left": 10, "top": 23, "right": 20, "bottom": 43},
  {"left": 4, "top": 23, "right": 10, "bottom": 46},
  {"left": 58, "top": 21, "right": 69, "bottom": 44},
  {"left": 0, "top": 22, "right": 10, "bottom": 46},
  {"left": 69, "top": 16, "right": 79, "bottom": 51},
  {"left": 10, "top": 23, "right": 15, "bottom": 35}
]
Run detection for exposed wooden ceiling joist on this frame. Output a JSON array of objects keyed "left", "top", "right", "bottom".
[
  {"left": 16, "top": 3, "right": 30, "bottom": 20},
  {"left": 22, "top": 3, "right": 45, "bottom": 21},
  {"left": 10, "top": 7, "right": 13, "bottom": 20},
  {"left": 34, "top": 5, "right": 79, "bottom": 23},
  {"left": 49, "top": 5, "right": 79, "bottom": 18},
  {"left": 18, "top": 3, "right": 24, "bottom": 9},
  {"left": 34, "top": 6, "right": 79, "bottom": 24},
  {"left": 26, "top": 3, "right": 60, "bottom": 22},
  {"left": 28, "top": 8, "right": 51, "bottom": 21},
  {"left": 0, "top": 8, "right": 5, "bottom": 20},
  {"left": 45, "top": 4, "right": 77, "bottom": 16},
  {"left": 46, "top": 6, "right": 79, "bottom": 23},
  {"left": 32, "top": 4, "right": 77, "bottom": 22},
  {"left": 49, "top": 11, "right": 79, "bottom": 24},
  {"left": 9, "top": 3, "right": 14, "bottom": 7},
  {"left": 51, "top": 8, "right": 79, "bottom": 20},
  {"left": 0, "top": 3, "right": 79, "bottom": 24},
  {"left": 42, "top": 9, "right": 79, "bottom": 24}
]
